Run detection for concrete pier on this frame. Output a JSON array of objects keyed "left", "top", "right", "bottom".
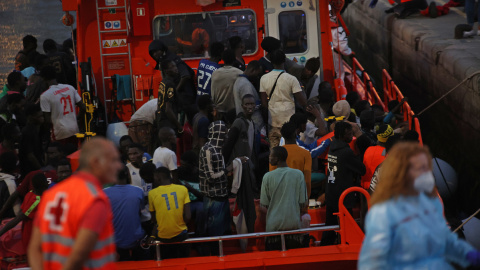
[{"left": 343, "top": 0, "right": 480, "bottom": 213}]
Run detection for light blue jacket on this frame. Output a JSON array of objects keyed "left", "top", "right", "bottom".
[{"left": 359, "top": 193, "right": 474, "bottom": 269}]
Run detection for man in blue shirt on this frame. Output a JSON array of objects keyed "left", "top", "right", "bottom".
[
  {"left": 104, "top": 167, "right": 148, "bottom": 261},
  {"left": 196, "top": 42, "right": 224, "bottom": 96}
]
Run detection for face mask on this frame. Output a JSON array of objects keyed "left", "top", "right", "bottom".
[{"left": 413, "top": 171, "right": 435, "bottom": 193}]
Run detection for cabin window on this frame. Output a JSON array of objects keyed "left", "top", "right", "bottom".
[
  {"left": 278, "top": 10, "right": 307, "bottom": 54},
  {"left": 153, "top": 10, "right": 258, "bottom": 59}
]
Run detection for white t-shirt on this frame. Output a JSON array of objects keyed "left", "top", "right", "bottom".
[
  {"left": 40, "top": 84, "right": 82, "bottom": 140},
  {"left": 152, "top": 147, "right": 177, "bottom": 170},
  {"left": 259, "top": 70, "right": 302, "bottom": 128},
  {"left": 130, "top": 99, "right": 157, "bottom": 124},
  {"left": 126, "top": 163, "right": 148, "bottom": 192}
]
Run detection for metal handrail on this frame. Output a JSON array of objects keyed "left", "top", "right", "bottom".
[
  {"left": 151, "top": 225, "right": 340, "bottom": 261},
  {"left": 351, "top": 58, "right": 386, "bottom": 110},
  {"left": 381, "top": 69, "right": 423, "bottom": 144}
]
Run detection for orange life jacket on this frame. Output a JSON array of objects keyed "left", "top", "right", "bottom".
[
  {"left": 37, "top": 172, "right": 116, "bottom": 270},
  {"left": 361, "top": 145, "right": 386, "bottom": 189}
]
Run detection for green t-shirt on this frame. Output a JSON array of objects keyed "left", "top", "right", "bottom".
[
  {"left": 260, "top": 167, "right": 308, "bottom": 232},
  {"left": 0, "top": 84, "right": 10, "bottom": 100}
]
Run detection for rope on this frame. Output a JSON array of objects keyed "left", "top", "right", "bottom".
[
  {"left": 417, "top": 71, "right": 480, "bottom": 116},
  {"left": 454, "top": 207, "right": 480, "bottom": 233}
]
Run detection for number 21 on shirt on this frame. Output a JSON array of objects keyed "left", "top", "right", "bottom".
[
  {"left": 60, "top": 95, "right": 74, "bottom": 115},
  {"left": 162, "top": 192, "right": 179, "bottom": 210}
]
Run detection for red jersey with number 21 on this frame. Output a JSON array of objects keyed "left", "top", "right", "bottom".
[{"left": 40, "top": 84, "right": 82, "bottom": 140}]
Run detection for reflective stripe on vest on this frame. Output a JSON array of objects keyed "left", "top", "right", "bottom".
[
  {"left": 42, "top": 234, "right": 115, "bottom": 250},
  {"left": 43, "top": 252, "right": 116, "bottom": 269}
]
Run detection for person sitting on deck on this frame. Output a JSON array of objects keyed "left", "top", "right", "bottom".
[
  {"left": 0, "top": 152, "right": 21, "bottom": 219},
  {"left": 148, "top": 167, "right": 191, "bottom": 259},
  {"left": 0, "top": 172, "right": 48, "bottom": 250},
  {"left": 104, "top": 166, "right": 148, "bottom": 261},
  {"left": 260, "top": 146, "right": 308, "bottom": 251}
]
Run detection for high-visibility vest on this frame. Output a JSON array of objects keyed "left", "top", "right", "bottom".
[
  {"left": 361, "top": 145, "right": 386, "bottom": 189},
  {"left": 37, "top": 172, "right": 116, "bottom": 270}
]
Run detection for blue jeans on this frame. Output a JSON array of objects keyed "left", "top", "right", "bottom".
[{"left": 465, "top": 0, "right": 479, "bottom": 26}]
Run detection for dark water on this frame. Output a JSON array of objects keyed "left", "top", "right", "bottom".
[{"left": 0, "top": 0, "right": 74, "bottom": 86}]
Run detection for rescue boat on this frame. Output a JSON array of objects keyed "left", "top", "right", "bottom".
[{"left": 59, "top": 0, "right": 423, "bottom": 267}]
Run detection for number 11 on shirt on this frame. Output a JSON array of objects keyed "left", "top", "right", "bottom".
[{"left": 161, "top": 192, "right": 179, "bottom": 210}]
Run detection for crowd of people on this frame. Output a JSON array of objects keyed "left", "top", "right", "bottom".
[{"left": 0, "top": 32, "right": 479, "bottom": 269}]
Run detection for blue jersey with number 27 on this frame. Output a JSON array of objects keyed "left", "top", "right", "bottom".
[{"left": 196, "top": 59, "right": 220, "bottom": 96}]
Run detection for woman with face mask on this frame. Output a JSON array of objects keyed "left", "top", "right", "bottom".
[{"left": 358, "top": 142, "right": 480, "bottom": 269}]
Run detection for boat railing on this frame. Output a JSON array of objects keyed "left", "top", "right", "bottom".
[
  {"left": 351, "top": 57, "right": 386, "bottom": 110},
  {"left": 382, "top": 70, "right": 423, "bottom": 144},
  {"left": 151, "top": 187, "right": 371, "bottom": 261},
  {"left": 151, "top": 225, "right": 340, "bottom": 261}
]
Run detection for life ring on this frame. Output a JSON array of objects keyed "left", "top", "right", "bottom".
[{"left": 62, "top": 11, "right": 75, "bottom": 27}]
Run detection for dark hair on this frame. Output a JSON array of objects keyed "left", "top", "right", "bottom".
[
  {"left": 289, "top": 113, "right": 308, "bottom": 129},
  {"left": 228, "top": 36, "right": 243, "bottom": 50},
  {"left": 34, "top": 54, "right": 49, "bottom": 70},
  {"left": 139, "top": 162, "right": 156, "bottom": 183},
  {"left": 272, "top": 146, "right": 288, "bottom": 162},
  {"left": 356, "top": 134, "right": 372, "bottom": 158},
  {"left": 197, "top": 94, "right": 212, "bottom": 110},
  {"left": 371, "top": 104, "right": 384, "bottom": 112},
  {"left": 385, "top": 133, "right": 402, "bottom": 152},
  {"left": 63, "top": 39, "right": 73, "bottom": 50},
  {"left": 354, "top": 100, "right": 370, "bottom": 117},
  {"left": 305, "top": 57, "right": 320, "bottom": 73},
  {"left": 402, "top": 130, "right": 419, "bottom": 142},
  {"left": 270, "top": 50, "right": 286, "bottom": 66},
  {"left": 128, "top": 143, "right": 145, "bottom": 152},
  {"left": 56, "top": 158, "right": 72, "bottom": 169},
  {"left": 7, "top": 93, "right": 25, "bottom": 105},
  {"left": 2, "top": 123, "right": 19, "bottom": 141},
  {"left": 246, "top": 60, "right": 262, "bottom": 72},
  {"left": 0, "top": 152, "right": 17, "bottom": 173},
  {"left": 222, "top": 49, "right": 236, "bottom": 65},
  {"left": 318, "top": 82, "right": 333, "bottom": 104},
  {"left": 280, "top": 121, "right": 297, "bottom": 141},
  {"left": 261, "top": 37, "right": 281, "bottom": 53},
  {"left": 25, "top": 103, "right": 42, "bottom": 117},
  {"left": 346, "top": 92, "right": 360, "bottom": 108},
  {"left": 360, "top": 110, "right": 375, "bottom": 130},
  {"left": 23, "top": 35, "right": 37, "bottom": 48},
  {"left": 210, "top": 42, "right": 225, "bottom": 59},
  {"left": 160, "top": 59, "right": 175, "bottom": 72},
  {"left": 180, "top": 150, "right": 198, "bottom": 166},
  {"left": 118, "top": 165, "right": 131, "bottom": 184},
  {"left": 376, "top": 124, "right": 390, "bottom": 135},
  {"left": 242, "top": 94, "right": 255, "bottom": 104},
  {"left": 334, "top": 121, "right": 352, "bottom": 139},
  {"left": 32, "top": 173, "right": 48, "bottom": 190},
  {"left": 119, "top": 135, "right": 133, "bottom": 144},
  {"left": 388, "top": 100, "right": 400, "bottom": 112},
  {"left": 40, "top": 65, "right": 57, "bottom": 81},
  {"left": 155, "top": 166, "right": 172, "bottom": 179},
  {"left": 43, "top": 39, "right": 57, "bottom": 53},
  {"left": 7, "top": 72, "right": 24, "bottom": 88}
]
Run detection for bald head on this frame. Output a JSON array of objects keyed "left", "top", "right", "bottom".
[
  {"left": 158, "top": 127, "right": 176, "bottom": 151},
  {"left": 79, "top": 137, "right": 122, "bottom": 184}
]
